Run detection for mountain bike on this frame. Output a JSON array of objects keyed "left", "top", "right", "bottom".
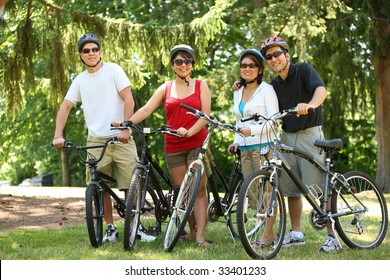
[
  {"left": 163, "top": 103, "right": 242, "bottom": 252},
  {"left": 113, "top": 123, "right": 181, "bottom": 251},
  {"left": 236, "top": 108, "right": 388, "bottom": 259},
  {"left": 59, "top": 138, "right": 155, "bottom": 248}
]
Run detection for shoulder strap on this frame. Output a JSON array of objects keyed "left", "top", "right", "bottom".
[
  {"left": 195, "top": 80, "right": 201, "bottom": 95},
  {"left": 164, "top": 81, "right": 172, "bottom": 100}
]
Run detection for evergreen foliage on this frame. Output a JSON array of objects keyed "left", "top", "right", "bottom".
[{"left": 0, "top": 0, "right": 388, "bottom": 192}]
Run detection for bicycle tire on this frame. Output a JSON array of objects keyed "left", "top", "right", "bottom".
[
  {"left": 332, "top": 170, "right": 388, "bottom": 249},
  {"left": 226, "top": 174, "right": 243, "bottom": 238},
  {"left": 237, "top": 169, "right": 286, "bottom": 260},
  {"left": 143, "top": 184, "right": 160, "bottom": 233},
  {"left": 85, "top": 183, "right": 104, "bottom": 248},
  {"left": 124, "top": 168, "right": 144, "bottom": 251},
  {"left": 163, "top": 165, "right": 202, "bottom": 252}
]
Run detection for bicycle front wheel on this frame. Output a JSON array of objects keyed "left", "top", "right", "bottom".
[
  {"left": 226, "top": 174, "right": 243, "bottom": 238},
  {"left": 85, "top": 183, "right": 104, "bottom": 248},
  {"left": 237, "top": 170, "right": 286, "bottom": 260},
  {"left": 124, "top": 168, "right": 144, "bottom": 251},
  {"left": 332, "top": 171, "right": 388, "bottom": 249},
  {"left": 163, "top": 165, "right": 202, "bottom": 252}
]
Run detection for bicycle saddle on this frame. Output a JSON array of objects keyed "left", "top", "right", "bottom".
[{"left": 314, "top": 138, "right": 343, "bottom": 151}]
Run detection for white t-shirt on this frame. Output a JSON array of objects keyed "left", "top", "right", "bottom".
[{"left": 65, "top": 62, "right": 131, "bottom": 138}]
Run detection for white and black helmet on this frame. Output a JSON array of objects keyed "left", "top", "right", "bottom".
[
  {"left": 77, "top": 33, "right": 101, "bottom": 53},
  {"left": 169, "top": 44, "right": 195, "bottom": 63}
]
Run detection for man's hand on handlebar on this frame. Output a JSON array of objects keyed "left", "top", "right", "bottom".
[
  {"left": 295, "top": 103, "right": 314, "bottom": 117},
  {"left": 117, "top": 129, "right": 130, "bottom": 143},
  {"left": 52, "top": 137, "right": 65, "bottom": 149}
]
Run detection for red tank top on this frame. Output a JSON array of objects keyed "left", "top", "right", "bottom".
[{"left": 164, "top": 80, "right": 208, "bottom": 153}]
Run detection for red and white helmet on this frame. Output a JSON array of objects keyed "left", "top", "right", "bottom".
[{"left": 260, "top": 36, "right": 289, "bottom": 57}]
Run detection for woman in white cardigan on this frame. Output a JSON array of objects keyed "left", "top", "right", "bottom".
[{"left": 228, "top": 49, "right": 279, "bottom": 178}]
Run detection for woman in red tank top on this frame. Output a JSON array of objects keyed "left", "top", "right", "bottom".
[{"left": 122, "top": 44, "right": 212, "bottom": 247}]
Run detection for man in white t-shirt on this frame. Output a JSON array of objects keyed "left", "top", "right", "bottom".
[{"left": 52, "top": 34, "right": 155, "bottom": 243}]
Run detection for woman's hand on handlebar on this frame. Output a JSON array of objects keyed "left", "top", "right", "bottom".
[
  {"left": 228, "top": 143, "right": 239, "bottom": 154},
  {"left": 176, "top": 127, "right": 189, "bottom": 138}
]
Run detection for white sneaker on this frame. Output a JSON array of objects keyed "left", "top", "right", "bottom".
[
  {"left": 320, "top": 234, "right": 340, "bottom": 252},
  {"left": 137, "top": 228, "right": 156, "bottom": 242},
  {"left": 283, "top": 230, "right": 305, "bottom": 246},
  {"left": 103, "top": 224, "right": 119, "bottom": 242}
]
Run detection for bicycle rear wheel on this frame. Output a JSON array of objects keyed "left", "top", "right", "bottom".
[
  {"left": 332, "top": 171, "right": 388, "bottom": 249},
  {"left": 163, "top": 165, "right": 202, "bottom": 252},
  {"left": 237, "top": 169, "right": 286, "bottom": 260},
  {"left": 85, "top": 183, "right": 104, "bottom": 248},
  {"left": 124, "top": 168, "right": 143, "bottom": 251}
]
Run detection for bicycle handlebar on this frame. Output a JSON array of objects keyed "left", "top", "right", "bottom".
[
  {"left": 59, "top": 137, "right": 117, "bottom": 165},
  {"left": 111, "top": 121, "right": 181, "bottom": 138},
  {"left": 180, "top": 103, "right": 239, "bottom": 133},
  {"left": 241, "top": 107, "right": 315, "bottom": 122}
]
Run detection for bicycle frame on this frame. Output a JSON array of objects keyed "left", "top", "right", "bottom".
[
  {"left": 261, "top": 116, "right": 369, "bottom": 225},
  {"left": 205, "top": 148, "right": 241, "bottom": 215},
  {"left": 145, "top": 153, "right": 176, "bottom": 211},
  {"left": 122, "top": 123, "right": 180, "bottom": 226},
  {"left": 273, "top": 143, "right": 330, "bottom": 216},
  {"left": 179, "top": 103, "right": 243, "bottom": 239},
  {"left": 64, "top": 139, "right": 127, "bottom": 215}
]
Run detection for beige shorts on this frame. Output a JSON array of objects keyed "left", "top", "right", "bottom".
[
  {"left": 280, "top": 126, "right": 325, "bottom": 197},
  {"left": 85, "top": 135, "right": 139, "bottom": 191},
  {"left": 165, "top": 147, "right": 202, "bottom": 169}
]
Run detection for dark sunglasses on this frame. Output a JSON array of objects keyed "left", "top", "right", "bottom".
[
  {"left": 174, "top": 59, "right": 193, "bottom": 66},
  {"left": 81, "top": 47, "right": 100, "bottom": 54},
  {"left": 265, "top": 50, "right": 284, "bottom": 60},
  {"left": 240, "top": 63, "right": 258, "bottom": 69}
]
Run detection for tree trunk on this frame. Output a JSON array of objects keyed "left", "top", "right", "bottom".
[
  {"left": 60, "top": 148, "right": 71, "bottom": 186},
  {"left": 372, "top": 11, "right": 390, "bottom": 193}
]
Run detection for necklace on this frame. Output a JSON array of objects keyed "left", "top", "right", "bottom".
[
  {"left": 244, "top": 85, "right": 258, "bottom": 95},
  {"left": 242, "top": 85, "right": 258, "bottom": 103}
]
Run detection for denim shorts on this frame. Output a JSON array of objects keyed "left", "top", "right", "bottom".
[{"left": 279, "top": 126, "right": 326, "bottom": 197}]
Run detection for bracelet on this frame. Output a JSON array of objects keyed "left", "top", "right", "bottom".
[{"left": 53, "top": 137, "right": 62, "bottom": 140}]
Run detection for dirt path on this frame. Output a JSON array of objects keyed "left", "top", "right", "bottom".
[{"left": 0, "top": 186, "right": 123, "bottom": 230}]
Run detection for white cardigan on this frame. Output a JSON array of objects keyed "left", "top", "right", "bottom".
[{"left": 232, "top": 81, "right": 279, "bottom": 146}]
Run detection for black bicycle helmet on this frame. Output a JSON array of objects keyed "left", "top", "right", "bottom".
[
  {"left": 260, "top": 36, "right": 289, "bottom": 57},
  {"left": 239, "top": 48, "right": 265, "bottom": 62},
  {"left": 169, "top": 44, "right": 195, "bottom": 63},
  {"left": 77, "top": 33, "right": 101, "bottom": 53}
]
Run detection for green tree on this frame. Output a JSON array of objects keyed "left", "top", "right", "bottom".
[{"left": 1, "top": 0, "right": 389, "bottom": 193}]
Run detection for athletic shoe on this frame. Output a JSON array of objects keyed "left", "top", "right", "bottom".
[
  {"left": 103, "top": 224, "right": 119, "bottom": 242},
  {"left": 282, "top": 230, "right": 305, "bottom": 246},
  {"left": 319, "top": 234, "right": 340, "bottom": 252},
  {"left": 137, "top": 228, "right": 157, "bottom": 242}
]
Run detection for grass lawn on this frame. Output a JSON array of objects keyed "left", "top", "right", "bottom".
[{"left": 1, "top": 195, "right": 389, "bottom": 260}]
